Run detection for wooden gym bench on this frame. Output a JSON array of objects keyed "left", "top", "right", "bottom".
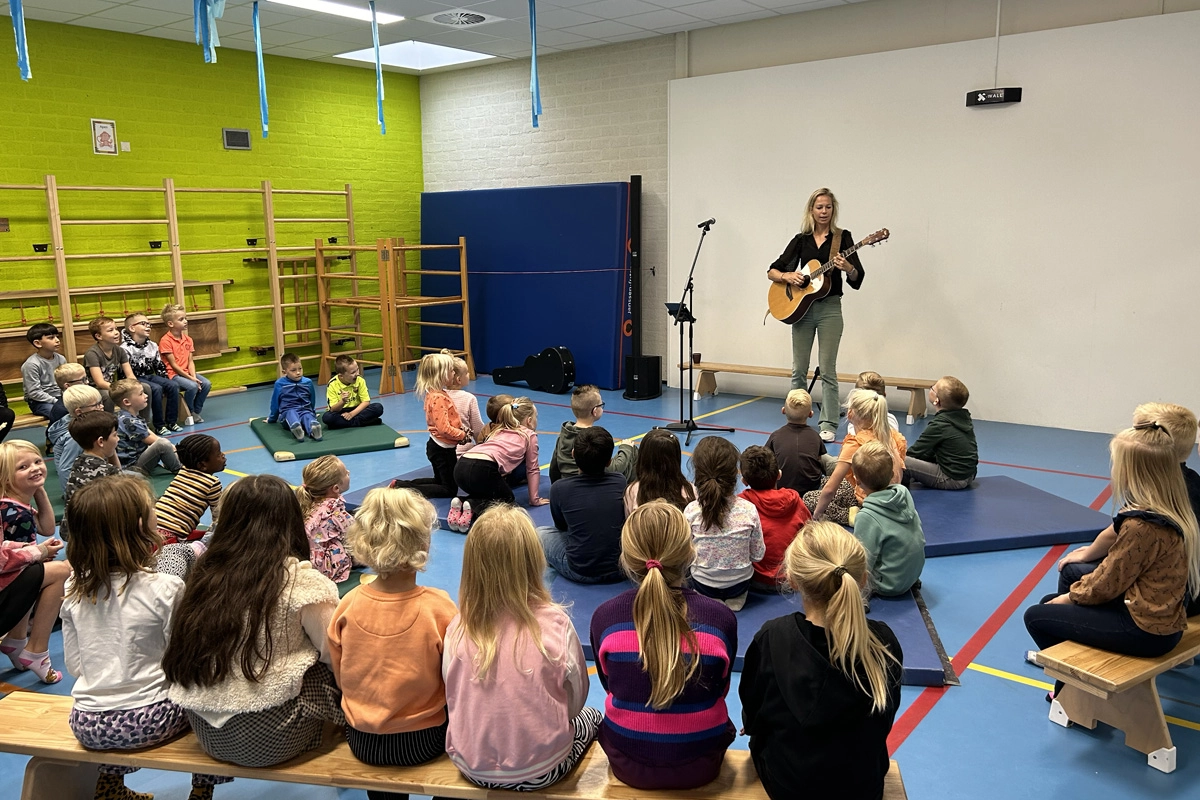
[
  {"left": 679, "top": 361, "right": 936, "bottom": 423},
  {"left": 1034, "top": 616, "right": 1200, "bottom": 773},
  {"left": 0, "top": 692, "right": 908, "bottom": 799}
]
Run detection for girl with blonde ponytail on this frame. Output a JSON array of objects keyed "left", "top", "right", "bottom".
[
  {"left": 295, "top": 455, "right": 353, "bottom": 583},
  {"left": 590, "top": 501, "right": 737, "bottom": 790},
  {"left": 740, "top": 521, "right": 902, "bottom": 800},
  {"left": 1025, "top": 422, "right": 1195, "bottom": 698},
  {"left": 442, "top": 505, "right": 601, "bottom": 790},
  {"left": 806, "top": 388, "right": 907, "bottom": 524}
]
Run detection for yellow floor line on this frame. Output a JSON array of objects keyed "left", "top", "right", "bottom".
[
  {"left": 221, "top": 468, "right": 252, "bottom": 478},
  {"left": 587, "top": 666, "right": 597, "bottom": 676},
  {"left": 694, "top": 396, "right": 765, "bottom": 420},
  {"left": 221, "top": 446, "right": 262, "bottom": 455},
  {"left": 968, "top": 662, "right": 1200, "bottom": 731}
]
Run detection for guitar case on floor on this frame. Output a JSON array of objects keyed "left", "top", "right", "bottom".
[{"left": 493, "top": 347, "right": 576, "bottom": 394}]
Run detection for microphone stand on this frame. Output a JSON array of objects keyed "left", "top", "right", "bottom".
[{"left": 660, "top": 220, "right": 735, "bottom": 445}]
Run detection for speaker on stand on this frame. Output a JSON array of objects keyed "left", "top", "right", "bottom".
[{"left": 623, "top": 174, "right": 662, "bottom": 400}]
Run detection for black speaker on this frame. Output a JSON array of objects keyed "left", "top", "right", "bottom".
[{"left": 623, "top": 355, "right": 662, "bottom": 400}]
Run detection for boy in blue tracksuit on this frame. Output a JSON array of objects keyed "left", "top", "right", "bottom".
[{"left": 267, "top": 353, "right": 322, "bottom": 442}]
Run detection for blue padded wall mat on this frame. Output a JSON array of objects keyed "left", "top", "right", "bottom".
[
  {"left": 551, "top": 578, "right": 946, "bottom": 686},
  {"left": 420, "top": 183, "right": 632, "bottom": 390},
  {"left": 911, "top": 476, "right": 1109, "bottom": 557},
  {"left": 343, "top": 467, "right": 553, "bottom": 529}
]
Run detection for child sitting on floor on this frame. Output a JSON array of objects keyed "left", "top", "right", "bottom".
[
  {"left": 122, "top": 311, "right": 183, "bottom": 436},
  {"left": 904, "top": 375, "right": 978, "bottom": 490},
  {"left": 482, "top": 393, "right": 525, "bottom": 487},
  {"left": 765, "top": 389, "right": 828, "bottom": 496},
  {"left": 20, "top": 322, "right": 66, "bottom": 421},
  {"left": 155, "top": 434, "right": 225, "bottom": 547},
  {"left": 61, "top": 411, "right": 122, "bottom": 540},
  {"left": 444, "top": 504, "right": 599, "bottom": 790},
  {"left": 52, "top": 362, "right": 87, "bottom": 421},
  {"left": 685, "top": 436, "right": 765, "bottom": 611},
  {"left": 296, "top": 456, "right": 354, "bottom": 583},
  {"left": 163, "top": 475, "right": 344, "bottom": 768},
  {"left": 62, "top": 476, "right": 230, "bottom": 800},
  {"left": 740, "top": 521, "right": 903, "bottom": 800},
  {"left": 624, "top": 428, "right": 695, "bottom": 515},
  {"left": 268, "top": 353, "right": 321, "bottom": 442},
  {"left": 322, "top": 354, "right": 384, "bottom": 430},
  {"left": 550, "top": 384, "right": 637, "bottom": 483},
  {"left": 391, "top": 351, "right": 467, "bottom": 500},
  {"left": 113, "top": 379, "right": 181, "bottom": 474},
  {"left": 447, "top": 353, "right": 483, "bottom": 455},
  {"left": 591, "top": 501, "right": 736, "bottom": 790},
  {"left": 48, "top": 384, "right": 105, "bottom": 494},
  {"left": 329, "top": 487, "right": 457, "bottom": 783},
  {"left": 160, "top": 304, "right": 210, "bottom": 425},
  {"left": 846, "top": 371, "right": 899, "bottom": 436},
  {"left": 807, "top": 389, "right": 907, "bottom": 526},
  {"left": 452, "top": 397, "right": 546, "bottom": 531},
  {"left": 851, "top": 442, "right": 925, "bottom": 597},
  {"left": 738, "top": 445, "right": 810, "bottom": 592}
]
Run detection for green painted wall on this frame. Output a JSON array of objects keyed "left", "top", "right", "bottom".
[{"left": 0, "top": 19, "right": 422, "bottom": 401}]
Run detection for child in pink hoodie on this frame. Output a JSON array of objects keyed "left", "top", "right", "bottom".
[{"left": 739, "top": 446, "right": 810, "bottom": 591}]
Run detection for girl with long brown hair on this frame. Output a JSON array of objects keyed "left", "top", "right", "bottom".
[
  {"left": 740, "top": 521, "right": 903, "bottom": 800},
  {"left": 443, "top": 504, "right": 600, "bottom": 790},
  {"left": 163, "top": 474, "right": 343, "bottom": 768},
  {"left": 624, "top": 428, "right": 695, "bottom": 515},
  {"left": 590, "top": 501, "right": 737, "bottom": 790},
  {"left": 61, "top": 476, "right": 230, "bottom": 800}
]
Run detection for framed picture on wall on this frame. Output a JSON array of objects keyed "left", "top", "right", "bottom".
[{"left": 91, "top": 119, "right": 117, "bottom": 156}]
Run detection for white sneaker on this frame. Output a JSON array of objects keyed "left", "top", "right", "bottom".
[
  {"left": 820, "top": 429, "right": 836, "bottom": 443},
  {"left": 183, "top": 415, "right": 195, "bottom": 427}
]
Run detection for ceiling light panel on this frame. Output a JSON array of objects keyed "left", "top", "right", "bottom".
[{"left": 266, "top": 0, "right": 403, "bottom": 24}]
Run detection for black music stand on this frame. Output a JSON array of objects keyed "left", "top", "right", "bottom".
[{"left": 660, "top": 221, "right": 734, "bottom": 445}]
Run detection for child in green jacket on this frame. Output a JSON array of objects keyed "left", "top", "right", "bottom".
[
  {"left": 905, "top": 376, "right": 978, "bottom": 490},
  {"left": 852, "top": 442, "right": 925, "bottom": 597}
]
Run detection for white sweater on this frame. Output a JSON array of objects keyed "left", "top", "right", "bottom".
[
  {"left": 168, "top": 559, "right": 339, "bottom": 722},
  {"left": 62, "top": 570, "right": 185, "bottom": 713}
]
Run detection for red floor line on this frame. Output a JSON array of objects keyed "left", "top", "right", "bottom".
[
  {"left": 1089, "top": 484, "right": 1113, "bottom": 511},
  {"left": 887, "top": 543, "right": 1069, "bottom": 754},
  {"left": 978, "top": 460, "right": 1108, "bottom": 481}
]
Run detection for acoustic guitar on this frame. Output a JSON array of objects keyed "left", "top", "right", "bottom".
[
  {"left": 493, "top": 346, "right": 576, "bottom": 394},
  {"left": 767, "top": 228, "right": 890, "bottom": 325}
]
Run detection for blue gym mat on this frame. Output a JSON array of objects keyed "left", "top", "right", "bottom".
[
  {"left": 342, "top": 467, "right": 554, "bottom": 529},
  {"left": 910, "top": 475, "right": 1109, "bottom": 557},
  {"left": 551, "top": 577, "right": 948, "bottom": 686}
]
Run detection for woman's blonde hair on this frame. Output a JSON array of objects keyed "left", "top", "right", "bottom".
[
  {"left": 1111, "top": 423, "right": 1200, "bottom": 600},
  {"left": 415, "top": 351, "right": 456, "bottom": 398},
  {"left": 295, "top": 455, "right": 346, "bottom": 519},
  {"left": 0, "top": 440, "right": 42, "bottom": 499},
  {"left": 800, "top": 187, "right": 839, "bottom": 234},
  {"left": 847, "top": 389, "right": 895, "bottom": 460},
  {"left": 621, "top": 501, "right": 700, "bottom": 709},
  {"left": 783, "top": 521, "right": 898, "bottom": 712},
  {"left": 348, "top": 487, "right": 435, "bottom": 575},
  {"left": 65, "top": 475, "right": 159, "bottom": 602},
  {"left": 454, "top": 504, "right": 555, "bottom": 678},
  {"left": 482, "top": 396, "right": 536, "bottom": 441}
]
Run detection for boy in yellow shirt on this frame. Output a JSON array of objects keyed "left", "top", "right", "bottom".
[{"left": 322, "top": 355, "right": 384, "bottom": 429}]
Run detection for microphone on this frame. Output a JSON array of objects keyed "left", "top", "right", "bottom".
[{"left": 697, "top": 217, "right": 716, "bottom": 229}]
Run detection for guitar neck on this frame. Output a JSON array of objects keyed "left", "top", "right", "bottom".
[{"left": 813, "top": 239, "right": 866, "bottom": 277}]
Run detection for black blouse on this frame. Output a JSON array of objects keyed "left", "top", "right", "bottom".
[{"left": 767, "top": 230, "right": 866, "bottom": 298}]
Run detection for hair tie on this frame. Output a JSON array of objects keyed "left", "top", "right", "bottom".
[
  {"left": 833, "top": 565, "right": 848, "bottom": 580},
  {"left": 511, "top": 402, "right": 520, "bottom": 411},
  {"left": 645, "top": 559, "right": 662, "bottom": 571},
  {"left": 1134, "top": 420, "right": 1164, "bottom": 432}
]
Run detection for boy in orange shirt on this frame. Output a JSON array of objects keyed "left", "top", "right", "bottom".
[{"left": 159, "top": 304, "right": 211, "bottom": 425}]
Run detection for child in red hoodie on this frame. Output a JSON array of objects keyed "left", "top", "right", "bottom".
[{"left": 739, "top": 446, "right": 811, "bottom": 591}]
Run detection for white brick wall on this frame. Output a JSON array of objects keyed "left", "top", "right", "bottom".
[{"left": 421, "top": 36, "right": 675, "bottom": 361}]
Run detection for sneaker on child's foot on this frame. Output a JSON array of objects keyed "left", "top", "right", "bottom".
[
  {"left": 289, "top": 423, "right": 306, "bottom": 441},
  {"left": 169, "top": 423, "right": 184, "bottom": 432},
  {"left": 309, "top": 421, "right": 323, "bottom": 441},
  {"left": 819, "top": 429, "right": 836, "bottom": 443},
  {"left": 847, "top": 506, "right": 858, "bottom": 527},
  {"left": 157, "top": 426, "right": 172, "bottom": 437},
  {"left": 447, "top": 498, "right": 463, "bottom": 532},
  {"left": 458, "top": 500, "right": 473, "bottom": 532},
  {"left": 192, "top": 414, "right": 203, "bottom": 424},
  {"left": 1024, "top": 649, "right": 1041, "bottom": 666},
  {"left": 183, "top": 416, "right": 194, "bottom": 427},
  {"left": 723, "top": 592, "right": 748, "bottom": 612}
]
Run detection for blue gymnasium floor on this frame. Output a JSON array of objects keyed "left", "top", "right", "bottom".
[{"left": 3, "top": 373, "right": 1200, "bottom": 800}]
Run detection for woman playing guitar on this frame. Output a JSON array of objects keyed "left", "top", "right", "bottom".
[{"left": 766, "top": 188, "right": 865, "bottom": 442}]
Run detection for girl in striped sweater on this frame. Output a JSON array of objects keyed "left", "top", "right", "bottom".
[{"left": 589, "top": 501, "right": 737, "bottom": 790}]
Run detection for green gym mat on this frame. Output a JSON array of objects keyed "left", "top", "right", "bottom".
[
  {"left": 44, "top": 460, "right": 176, "bottom": 522},
  {"left": 249, "top": 417, "right": 410, "bottom": 463}
]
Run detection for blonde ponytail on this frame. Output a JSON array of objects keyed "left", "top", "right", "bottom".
[
  {"left": 622, "top": 501, "right": 700, "bottom": 709},
  {"left": 847, "top": 388, "right": 895, "bottom": 460},
  {"left": 783, "top": 521, "right": 898, "bottom": 713},
  {"left": 296, "top": 455, "right": 345, "bottom": 519}
]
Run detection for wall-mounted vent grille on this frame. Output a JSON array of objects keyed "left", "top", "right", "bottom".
[
  {"left": 420, "top": 9, "right": 504, "bottom": 27},
  {"left": 222, "top": 128, "right": 252, "bottom": 151}
]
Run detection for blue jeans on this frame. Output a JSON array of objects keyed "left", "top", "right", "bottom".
[
  {"left": 536, "top": 527, "right": 624, "bottom": 585},
  {"left": 28, "top": 399, "right": 63, "bottom": 422},
  {"left": 173, "top": 374, "right": 211, "bottom": 415},
  {"left": 140, "top": 375, "right": 181, "bottom": 428},
  {"left": 790, "top": 296, "right": 843, "bottom": 433}
]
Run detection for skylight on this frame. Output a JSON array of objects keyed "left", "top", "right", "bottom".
[
  {"left": 266, "top": 0, "right": 404, "bottom": 24},
  {"left": 334, "top": 40, "right": 495, "bottom": 70}
]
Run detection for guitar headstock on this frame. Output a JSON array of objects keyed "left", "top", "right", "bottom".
[{"left": 864, "top": 228, "right": 890, "bottom": 246}]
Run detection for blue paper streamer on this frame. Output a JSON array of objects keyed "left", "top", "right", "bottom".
[
  {"left": 528, "top": 0, "right": 542, "bottom": 128},
  {"left": 10, "top": 0, "right": 31, "bottom": 80},
  {"left": 370, "top": 1, "right": 386, "bottom": 135},
  {"left": 253, "top": 2, "right": 269, "bottom": 138},
  {"left": 193, "top": 0, "right": 225, "bottom": 63}
]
